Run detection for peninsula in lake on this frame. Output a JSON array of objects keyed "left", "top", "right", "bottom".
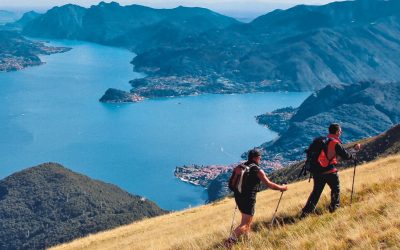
[
  {"left": 11, "top": 0, "right": 400, "bottom": 101},
  {"left": 0, "top": 30, "right": 70, "bottom": 72}
]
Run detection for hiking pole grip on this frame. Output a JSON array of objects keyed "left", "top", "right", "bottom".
[{"left": 350, "top": 159, "right": 358, "bottom": 205}]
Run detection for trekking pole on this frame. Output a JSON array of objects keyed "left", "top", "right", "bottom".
[
  {"left": 350, "top": 159, "right": 358, "bottom": 205},
  {"left": 229, "top": 205, "right": 238, "bottom": 237},
  {"left": 270, "top": 191, "right": 284, "bottom": 227}
]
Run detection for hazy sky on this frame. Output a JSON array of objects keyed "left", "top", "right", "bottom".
[{"left": 1, "top": 0, "right": 340, "bottom": 17}]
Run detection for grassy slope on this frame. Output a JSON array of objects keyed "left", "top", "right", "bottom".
[{"left": 52, "top": 154, "right": 400, "bottom": 250}]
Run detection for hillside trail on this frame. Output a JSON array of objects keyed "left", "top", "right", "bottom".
[{"left": 52, "top": 154, "right": 400, "bottom": 250}]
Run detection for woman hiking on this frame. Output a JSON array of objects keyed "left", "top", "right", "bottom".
[{"left": 224, "top": 149, "right": 287, "bottom": 248}]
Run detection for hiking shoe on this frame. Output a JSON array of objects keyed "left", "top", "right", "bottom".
[
  {"left": 223, "top": 237, "right": 238, "bottom": 249},
  {"left": 299, "top": 211, "right": 310, "bottom": 219},
  {"left": 328, "top": 205, "right": 338, "bottom": 213}
]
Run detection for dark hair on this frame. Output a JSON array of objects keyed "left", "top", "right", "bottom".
[
  {"left": 329, "top": 123, "right": 341, "bottom": 134},
  {"left": 248, "top": 149, "right": 261, "bottom": 160}
]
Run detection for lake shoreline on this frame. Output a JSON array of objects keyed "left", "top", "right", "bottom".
[{"left": 0, "top": 39, "right": 309, "bottom": 210}]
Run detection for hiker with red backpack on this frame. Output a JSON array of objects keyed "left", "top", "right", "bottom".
[
  {"left": 301, "top": 123, "right": 361, "bottom": 217},
  {"left": 224, "top": 149, "right": 287, "bottom": 247}
]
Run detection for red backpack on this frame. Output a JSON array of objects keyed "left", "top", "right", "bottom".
[{"left": 300, "top": 136, "right": 339, "bottom": 177}]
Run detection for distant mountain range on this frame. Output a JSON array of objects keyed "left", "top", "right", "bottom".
[
  {"left": 0, "top": 10, "right": 19, "bottom": 25},
  {"left": 4, "top": 11, "right": 40, "bottom": 30},
  {"left": 8, "top": 0, "right": 400, "bottom": 100},
  {"left": 0, "top": 163, "right": 166, "bottom": 249},
  {"left": 129, "top": 0, "right": 400, "bottom": 96},
  {"left": 22, "top": 1, "right": 238, "bottom": 53}
]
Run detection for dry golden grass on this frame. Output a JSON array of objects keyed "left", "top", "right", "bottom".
[{"left": 51, "top": 154, "right": 400, "bottom": 250}]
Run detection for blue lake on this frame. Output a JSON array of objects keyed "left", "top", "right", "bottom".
[{"left": 0, "top": 40, "right": 309, "bottom": 210}]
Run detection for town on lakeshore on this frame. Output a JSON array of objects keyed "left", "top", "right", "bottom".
[{"left": 174, "top": 161, "right": 284, "bottom": 187}]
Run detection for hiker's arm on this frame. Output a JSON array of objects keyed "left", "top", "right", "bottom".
[
  {"left": 335, "top": 143, "right": 355, "bottom": 160},
  {"left": 258, "top": 170, "right": 287, "bottom": 191}
]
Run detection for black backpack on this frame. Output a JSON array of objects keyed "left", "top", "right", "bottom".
[
  {"left": 228, "top": 163, "right": 257, "bottom": 193},
  {"left": 299, "top": 136, "right": 333, "bottom": 179}
]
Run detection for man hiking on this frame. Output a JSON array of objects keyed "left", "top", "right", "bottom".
[
  {"left": 301, "top": 123, "right": 361, "bottom": 217},
  {"left": 224, "top": 149, "right": 287, "bottom": 248}
]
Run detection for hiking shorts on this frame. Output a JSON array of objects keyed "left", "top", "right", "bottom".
[{"left": 234, "top": 193, "right": 256, "bottom": 216}]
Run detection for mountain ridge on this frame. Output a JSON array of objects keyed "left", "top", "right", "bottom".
[
  {"left": 22, "top": 2, "right": 239, "bottom": 52},
  {"left": 13, "top": 0, "right": 400, "bottom": 101},
  {"left": 128, "top": 0, "right": 400, "bottom": 98}
]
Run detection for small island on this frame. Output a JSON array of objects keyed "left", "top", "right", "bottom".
[{"left": 99, "top": 88, "right": 144, "bottom": 103}]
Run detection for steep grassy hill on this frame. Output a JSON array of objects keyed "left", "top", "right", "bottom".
[
  {"left": 0, "top": 163, "right": 166, "bottom": 249},
  {"left": 52, "top": 154, "right": 400, "bottom": 249},
  {"left": 269, "top": 123, "right": 400, "bottom": 184}
]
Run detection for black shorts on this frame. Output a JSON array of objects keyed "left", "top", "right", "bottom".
[{"left": 234, "top": 193, "right": 256, "bottom": 216}]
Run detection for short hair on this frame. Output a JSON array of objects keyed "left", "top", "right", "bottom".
[
  {"left": 248, "top": 149, "right": 261, "bottom": 160},
  {"left": 329, "top": 123, "right": 341, "bottom": 134}
]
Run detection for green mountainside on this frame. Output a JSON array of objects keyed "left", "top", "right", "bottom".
[
  {"left": 261, "top": 81, "right": 400, "bottom": 162},
  {"left": 129, "top": 0, "right": 400, "bottom": 97},
  {"left": 0, "top": 163, "right": 166, "bottom": 249}
]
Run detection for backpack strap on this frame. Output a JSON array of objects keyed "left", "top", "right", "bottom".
[
  {"left": 326, "top": 138, "right": 340, "bottom": 165},
  {"left": 237, "top": 164, "right": 250, "bottom": 193},
  {"left": 247, "top": 163, "right": 258, "bottom": 169}
]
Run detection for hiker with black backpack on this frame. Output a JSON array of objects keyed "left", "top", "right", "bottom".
[
  {"left": 301, "top": 123, "right": 361, "bottom": 217},
  {"left": 224, "top": 149, "right": 287, "bottom": 248}
]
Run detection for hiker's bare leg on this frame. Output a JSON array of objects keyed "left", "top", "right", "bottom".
[{"left": 233, "top": 213, "right": 253, "bottom": 238}]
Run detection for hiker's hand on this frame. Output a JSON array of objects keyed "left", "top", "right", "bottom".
[
  {"left": 280, "top": 185, "right": 288, "bottom": 192},
  {"left": 353, "top": 143, "right": 361, "bottom": 151}
]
